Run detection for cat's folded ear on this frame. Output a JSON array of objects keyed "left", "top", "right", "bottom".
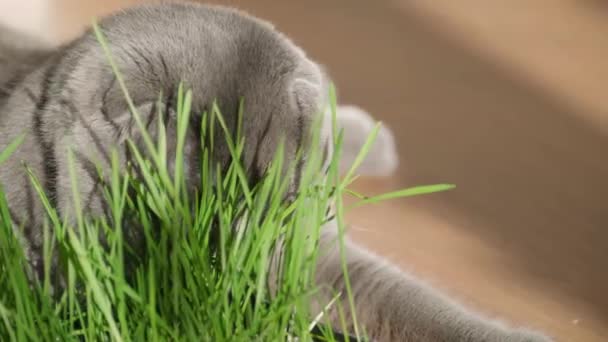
[
  {"left": 336, "top": 105, "right": 399, "bottom": 177},
  {"left": 290, "top": 78, "right": 323, "bottom": 115},
  {"left": 289, "top": 60, "right": 329, "bottom": 116}
]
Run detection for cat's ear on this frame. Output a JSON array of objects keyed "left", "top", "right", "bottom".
[
  {"left": 289, "top": 60, "right": 328, "bottom": 116},
  {"left": 289, "top": 77, "right": 324, "bottom": 115},
  {"left": 336, "top": 105, "right": 399, "bottom": 177},
  {"left": 289, "top": 75, "right": 335, "bottom": 159}
]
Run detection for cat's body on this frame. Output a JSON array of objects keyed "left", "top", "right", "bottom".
[{"left": 0, "top": 3, "right": 550, "bottom": 341}]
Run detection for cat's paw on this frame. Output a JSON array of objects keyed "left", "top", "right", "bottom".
[{"left": 336, "top": 105, "right": 398, "bottom": 177}]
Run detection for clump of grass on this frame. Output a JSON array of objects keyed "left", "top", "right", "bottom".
[{"left": 0, "top": 25, "right": 454, "bottom": 342}]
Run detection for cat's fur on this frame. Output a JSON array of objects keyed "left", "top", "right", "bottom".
[{"left": 0, "top": 3, "right": 551, "bottom": 341}]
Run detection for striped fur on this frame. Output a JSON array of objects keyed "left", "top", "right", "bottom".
[{"left": 0, "top": 3, "right": 550, "bottom": 341}]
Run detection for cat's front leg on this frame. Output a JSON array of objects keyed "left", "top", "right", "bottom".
[{"left": 314, "top": 222, "right": 552, "bottom": 342}]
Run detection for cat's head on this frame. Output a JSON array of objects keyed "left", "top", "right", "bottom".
[{"left": 86, "top": 3, "right": 335, "bottom": 199}]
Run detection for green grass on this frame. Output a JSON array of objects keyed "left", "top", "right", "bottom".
[{"left": 0, "top": 25, "right": 454, "bottom": 342}]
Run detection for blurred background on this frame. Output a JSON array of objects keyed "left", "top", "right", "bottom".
[{"left": 1, "top": 1, "right": 607, "bottom": 340}]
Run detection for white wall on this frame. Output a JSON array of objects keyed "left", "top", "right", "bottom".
[{"left": 0, "top": 0, "right": 51, "bottom": 41}]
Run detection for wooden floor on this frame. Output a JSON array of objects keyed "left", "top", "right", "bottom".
[{"left": 4, "top": 0, "right": 608, "bottom": 340}]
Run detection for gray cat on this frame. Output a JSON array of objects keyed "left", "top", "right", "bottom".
[{"left": 0, "top": 3, "right": 552, "bottom": 341}]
